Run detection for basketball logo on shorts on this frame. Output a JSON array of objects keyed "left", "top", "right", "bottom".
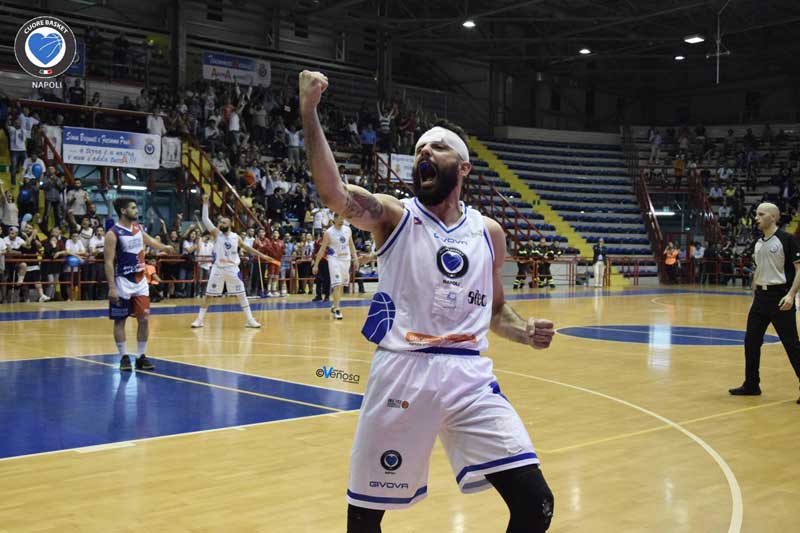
[
  {"left": 436, "top": 247, "right": 469, "bottom": 279},
  {"left": 380, "top": 450, "right": 402, "bottom": 471},
  {"left": 361, "top": 292, "right": 396, "bottom": 343}
]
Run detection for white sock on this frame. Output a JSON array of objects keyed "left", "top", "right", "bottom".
[
  {"left": 238, "top": 293, "right": 255, "bottom": 321},
  {"left": 137, "top": 341, "right": 147, "bottom": 356},
  {"left": 116, "top": 341, "right": 126, "bottom": 357},
  {"left": 198, "top": 307, "right": 208, "bottom": 321}
]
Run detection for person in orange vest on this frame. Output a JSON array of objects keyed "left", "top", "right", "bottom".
[
  {"left": 664, "top": 242, "right": 680, "bottom": 284},
  {"left": 144, "top": 256, "right": 164, "bottom": 302}
]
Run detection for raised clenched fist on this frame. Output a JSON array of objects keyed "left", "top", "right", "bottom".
[{"left": 299, "top": 70, "right": 329, "bottom": 113}]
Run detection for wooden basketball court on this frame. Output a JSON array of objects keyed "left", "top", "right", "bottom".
[{"left": 1, "top": 285, "right": 798, "bottom": 532}]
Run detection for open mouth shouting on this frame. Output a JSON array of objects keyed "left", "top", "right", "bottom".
[{"left": 418, "top": 161, "right": 438, "bottom": 188}]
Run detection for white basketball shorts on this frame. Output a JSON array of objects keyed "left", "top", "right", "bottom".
[
  {"left": 206, "top": 264, "right": 245, "bottom": 296},
  {"left": 329, "top": 257, "right": 351, "bottom": 288},
  {"left": 116, "top": 275, "right": 149, "bottom": 299},
  {"left": 346, "top": 348, "right": 539, "bottom": 510}
]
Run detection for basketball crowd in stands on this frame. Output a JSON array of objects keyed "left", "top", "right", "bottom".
[
  {"left": 0, "top": 69, "right": 440, "bottom": 303},
  {"left": 644, "top": 123, "right": 800, "bottom": 285}
]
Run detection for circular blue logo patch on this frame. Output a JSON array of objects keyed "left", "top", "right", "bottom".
[
  {"left": 436, "top": 246, "right": 468, "bottom": 279},
  {"left": 558, "top": 325, "right": 780, "bottom": 346},
  {"left": 380, "top": 450, "right": 402, "bottom": 471}
]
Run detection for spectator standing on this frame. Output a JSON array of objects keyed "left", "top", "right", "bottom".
[
  {"left": 692, "top": 241, "right": 705, "bottom": 283},
  {"left": 5, "top": 117, "right": 26, "bottom": 186},
  {"left": 360, "top": 123, "right": 376, "bottom": 173},
  {"left": 664, "top": 242, "right": 680, "bottom": 283},
  {"left": 591, "top": 238, "right": 608, "bottom": 288},
  {"left": 67, "top": 79, "right": 86, "bottom": 105}
]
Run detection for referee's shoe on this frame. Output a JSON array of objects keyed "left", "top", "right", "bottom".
[{"left": 728, "top": 384, "right": 761, "bottom": 396}]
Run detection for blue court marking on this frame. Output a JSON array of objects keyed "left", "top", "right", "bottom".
[
  {"left": 0, "top": 288, "right": 754, "bottom": 323},
  {"left": 80, "top": 355, "right": 363, "bottom": 411},
  {"left": 0, "top": 356, "right": 362, "bottom": 459},
  {"left": 559, "top": 325, "right": 781, "bottom": 346}
]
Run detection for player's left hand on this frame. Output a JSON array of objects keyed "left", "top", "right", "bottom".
[
  {"left": 779, "top": 293, "right": 795, "bottom": 311},
  {"left": 525, "top": 318, "right": 555, "bottom": 349}
]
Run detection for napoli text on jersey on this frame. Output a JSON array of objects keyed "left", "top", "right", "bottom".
[
  {"left": 361, "top": 198, "right": 494, "bottom": 353},
  {"left": 112, "top": 222, "right": 145, "bottom": 281}
]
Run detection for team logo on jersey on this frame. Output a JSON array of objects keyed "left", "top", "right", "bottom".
[
  {"left": 436, "top": 246, "right": 469, "bottom": 279},
  {"left": 770, "top": 244, "right": 779, "bottom": 253},
  {"left": 339, "top": 236, "right": 346, "bottom": 244},
  {"left": 224, "top": 241, "right": 232, "bottom": 249},
  {"left": 380, "top": 450, "right": 402, "bottom": 471}
]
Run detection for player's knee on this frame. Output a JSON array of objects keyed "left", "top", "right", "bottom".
[
  {"left": 346, "top": 504, "right": 384, "bottom": 533},
  {"left": 488, "top": 465, "right": 554, "bottom": 532}
]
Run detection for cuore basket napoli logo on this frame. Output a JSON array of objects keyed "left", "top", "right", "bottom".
[{"left": 14, "top": 16, "right": 77, "bottom": 78}]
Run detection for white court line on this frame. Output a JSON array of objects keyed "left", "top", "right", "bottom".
[
  {"left": 75, "top": 442, "right": 135, "bottom": 453},
  {"left": 148, "top": 354, "right": 370, "bottom": 395},
  {"left": 495, "top": 368, "right": 743, "bottom": 533},
  {"left": 557, "top": 325, "right": 778, "bottom": 345},
  {"left": 650, "top": 296, "right": 749, "bottom": 316},
  {"left": 0, "top": 410, "right": 358, "bottom": 463},
  {"left": 0, "top": 330, "right": 376, "bottom": 355}
]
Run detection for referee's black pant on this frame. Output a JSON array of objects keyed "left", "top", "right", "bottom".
[{"left": 743, "top": 287, "right": 800, "bottom": 387}]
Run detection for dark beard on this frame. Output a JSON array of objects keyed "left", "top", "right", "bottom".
[{"left": 412, "top": 160, "right": 459, "bottom": 206}]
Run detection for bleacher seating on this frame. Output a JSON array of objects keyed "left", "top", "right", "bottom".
[{"left": 481, "top": 131, "right": 658, "bottom": 277}]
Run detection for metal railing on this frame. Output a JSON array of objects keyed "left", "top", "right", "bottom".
[{"left": 624, "top": 125, "right": 664, "bottom": 280}]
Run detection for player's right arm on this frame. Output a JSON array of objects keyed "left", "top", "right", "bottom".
[
  {"left": 104, "top": 229, "right": 119, "bottom": 303},
  {"left": 201, "top": 194, "right": 219, "bottom": 238},
  {"left": 299, "top": 70, "right": 404, "bottom": 247}
]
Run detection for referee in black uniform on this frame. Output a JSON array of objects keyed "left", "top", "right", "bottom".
[{"left": 729, "top": 203, "right": 800, "bottom": 404}]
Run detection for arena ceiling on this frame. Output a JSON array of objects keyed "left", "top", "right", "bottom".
[{"left": 299, "top": 0, "right": 800, "bottom": 92}]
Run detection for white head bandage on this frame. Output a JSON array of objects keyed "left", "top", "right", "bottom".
[{"left": 415, "top": 126, "right": 470, "bottom": 163}]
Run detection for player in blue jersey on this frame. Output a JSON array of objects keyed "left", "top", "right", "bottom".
[{"left": 104, "top": 197, "right": 175, "bottom": 371}]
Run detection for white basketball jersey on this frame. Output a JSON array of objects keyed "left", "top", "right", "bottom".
[
  {"left": 361, "top": 198, "right": 494, "bottom": 354},
  {"left": 326, "top": 224, "right": 352, "bottom": 259},
  {"left": 212, "top": 230, "right": 241, "bottom": 267}
]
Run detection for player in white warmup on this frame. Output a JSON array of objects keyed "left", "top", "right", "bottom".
[
  {"left": 301, "top": 71, "right": 556, "bottom": 533},
  {"left": 313, "top": 212, "right": 358, "bottom": 319},
  {"left": 191, "top": 194, "right": 277, "bottom": 329}
]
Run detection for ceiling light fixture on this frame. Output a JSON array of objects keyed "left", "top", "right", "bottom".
[
  {"left": 579, "top": 48, "right": 591, "bottom": 55},
  {"left": 674, "top": 55, "right": 685, "bottom": 61},
  {"left": 684, "top": 34, "right": 704, "bottom": 44},
  {"left": 462, "top": 20, "right": 476, "bottom": 28}
]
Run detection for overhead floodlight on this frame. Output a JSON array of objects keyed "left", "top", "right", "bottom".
[
  {"left": 684, "top": 34, "right": 704, "bottom": 44},
  {"left": 674, "top": 55, "right": 686, "bottom": 61},
  {"left": 120, "top": 185, "right": 147, "bottom": 191},
  {"left": 126, "top": 172, "right": 137, "bottom": 180},
  {"left": 579, "top": 48, "right": 592, "bottom": 55},
  {"left": 654, "top": 210, "right": 676, "bottom": 216},
  {"left": 462, "top": 20, "right": 476, "bottom": 28}
]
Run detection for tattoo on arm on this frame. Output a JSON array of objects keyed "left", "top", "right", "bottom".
[{"left": 343, "top": 189, "right": 384, "bottom": 220}]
